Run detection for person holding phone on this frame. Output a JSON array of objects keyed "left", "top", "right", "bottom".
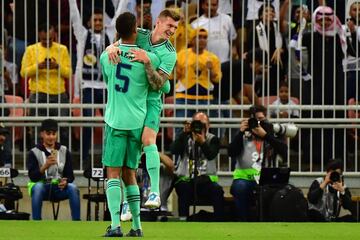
[{"left": 27, "top": 119, "right": 80, "bottom": 220}]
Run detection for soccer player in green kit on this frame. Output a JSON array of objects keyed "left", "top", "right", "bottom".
[
  {"left": 107, "top": 8, "right": 180, "bottom": 211},
  {"left": 101, "top": 12, "right": 161, "bottom": 237}
]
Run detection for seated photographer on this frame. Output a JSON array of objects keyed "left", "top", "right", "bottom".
[
  {"left": 228, "top": 105, "right": 288, "bottom": 221},
  {"left": 170, "top": 112, "right": 224, "bottom": 221},
  {"left": 307, "top": 159, "right": 355, "bottom": 222},
  {"left": 27, "top": 119, "right": 80, "bottom": 220}
]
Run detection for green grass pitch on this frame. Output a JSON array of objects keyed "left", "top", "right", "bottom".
[{"left": 0, "top": 221, "right": 359, "bottom": 239}]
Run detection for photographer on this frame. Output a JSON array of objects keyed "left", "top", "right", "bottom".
[
  {"left": 27, "top": 119, "right": 80, "bottom": 220},
  {"left": 170, "top": 111, "right": 224, "bottom": 221},
  {"left": 228, "top": 105, "right": 287, "bottom": 221},
  {"left": 308, "top": 159, "right": 355, "bottom": 222}
]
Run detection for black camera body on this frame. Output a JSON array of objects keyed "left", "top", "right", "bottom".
[
  {"left": 190, "top": 120, "right": 205, "bottom": 134},
  {"left": 329, "top": 171, "right": 341, "bottom": 183}
]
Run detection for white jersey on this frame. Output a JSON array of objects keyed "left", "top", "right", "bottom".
[{"left": 191, "top": 13, "right": 237, "bottom": 63}]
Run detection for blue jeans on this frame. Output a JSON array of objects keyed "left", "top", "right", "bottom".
[
  {"left": 82, "top": 88, "right": 106, "bottom": 165},
  {"left": 230, "top": 179, "right": 257, "bottom": 221},
  {"left": 31, "top": 182, "right": 81, "bottom": 220}
]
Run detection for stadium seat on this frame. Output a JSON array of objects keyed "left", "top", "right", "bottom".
[
  {"left": 4, "top": 95, "right": 24, "bottom": 142},
  {"left": 72, "top": 97, "right": 103, "bottom": 145},
  {"left": 82, "top": 168, "right": 107, "bottom": 221}
]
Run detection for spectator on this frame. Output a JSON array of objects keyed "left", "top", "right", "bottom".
[
  {"left": 308, "top": 159, "right": 355, "bottom": 222},
  {"left": 135, "top": 0, "right": 153, "bottom": 30},
  {"left": 175, "top": 28, "right": 221, "bottom": 120},
  {"left": 7, "top": 0, "right": 57, "bottom": 71},
  {"left": 27, "top": 119, "right": 80, "bottom": 220},
  {"left": 246, "top": 0, "right": 280, "bottom": 21},
  {"left": 0, "top": 29, "right": 19, "bottom": 96},
  {"left": 213, "top": 48, "right": 263, "bottom": 141},
  {"left": 79, "top": 0, "right": 116, "bottom": 29},
  {"left": 171, "top": 112, "right": 224, "bottom": 221},
  {"left": 280, "top": 1, "right": 311, "bottom": 98},
  {"left": 270, "top": 81, "right": 299, "bottom": 118},
  {"left": 247, "top": 3, "right": 287, "bottom": 96},
  {"left": 20, "top": 23, "right": 72, "bottom": 147},
  {"left": 69, "top": 0, "right": 125, "bottom": 169},
  {"left": 344, "top": 0, "right": 360, "bottom": 101},
  {"left": 307, "top": 0, "right": 346, "bottom": 23},
  {"left": 169, "top": 7, "right": 194, "bottom": 53},
  {"left": 0, "top": 123, "right": 11, "bottom": 168},
  {"left": 191, "top": 0, "right": 238, "bottom": 63},
  {"left": 228, "top": 105, "right": 287, "bottom": 221},
  {"left": 300, "top": 6, "right": 347, "bottom": 167}
]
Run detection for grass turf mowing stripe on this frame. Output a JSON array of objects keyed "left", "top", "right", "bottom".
[{"left": 0, "top": 221, "right": 359, "bottom": 240}]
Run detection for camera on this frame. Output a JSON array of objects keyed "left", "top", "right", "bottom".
[
  {"left": 329, "top": 171, "right": 341, "bottom": 183},
  {"left": 272, "top": 123, "right": 298, "bottom": 138},
  {"left": 190, "top": 120, "right": 205, "bottom": 134}
]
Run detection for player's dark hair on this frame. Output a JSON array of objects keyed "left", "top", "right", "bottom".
[{"left": 116, "top": 12, "right": 136, "bottom": 39}]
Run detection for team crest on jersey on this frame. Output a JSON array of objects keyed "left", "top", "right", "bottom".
[{"left": 83, "top": 50, "right": 97, "bottom": 66}]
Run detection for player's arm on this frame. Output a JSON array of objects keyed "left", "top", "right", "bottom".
[{"left": 129, "top": 49, "right": 168, "bottom": 90}]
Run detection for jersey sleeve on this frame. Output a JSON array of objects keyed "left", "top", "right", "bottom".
[
  {"left": 160, "top": 80, "right": 171, "bottom": 94},
  {"left": 158, "top": 50, "right": 177, "bottom": 76}
]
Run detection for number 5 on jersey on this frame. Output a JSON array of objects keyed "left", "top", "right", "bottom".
[{"left": 115, "top": 63, "right": 132, "bottom": 93}]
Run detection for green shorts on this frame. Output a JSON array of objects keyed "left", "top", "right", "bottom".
[
  {"left": 102, "top": 124, "right": 143, "bottom": 169},
  {"left": 144, "top": 99, "right": 162, "bottom": 133}
]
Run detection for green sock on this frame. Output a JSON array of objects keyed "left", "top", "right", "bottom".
[
  {"left": 126, "top": 185, "right": 141, "bottom": 230},
  {"left": 121, "top": 179, "right": 127, "bottom": 203},
  {"left": 144, "top": 144, "right": 160, "bottom": 194},
  {"left": 106, "top": 179, "right": 121, "bottom": 229}
]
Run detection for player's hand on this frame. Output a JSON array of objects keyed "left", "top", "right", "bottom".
[
  {"left": 129, "top": 49, "right": 150, "bottom": 64},
  {"left": 331, "top": 181, "right": 345, "bottom": 193},
  {"left": 106, "top": 43, "right": 121, "bottom": 64}
]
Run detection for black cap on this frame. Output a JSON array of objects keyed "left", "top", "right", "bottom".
[
  {"left": 40, "top": 119, "right": 58, "bottom": 132},
  {"left": 0, "top": 122, "right": 9, "bottom": 135}
]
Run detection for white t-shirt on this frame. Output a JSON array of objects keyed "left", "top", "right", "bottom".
[
  {"left": 246, "top": 0, "right": 280, "bottom": 20},
  {"left": 271, "top": 98, "right": 300, "bottom": 117},
  {"left": 191, "top": 13, "right": 237, "bottom": 63},
  {"left": 218, "top": 0, "right": 232, "bottom": 15}
]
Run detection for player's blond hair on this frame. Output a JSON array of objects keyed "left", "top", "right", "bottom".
[{"left": 158, "top": 8, "right": 181, "bottom": 21}]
